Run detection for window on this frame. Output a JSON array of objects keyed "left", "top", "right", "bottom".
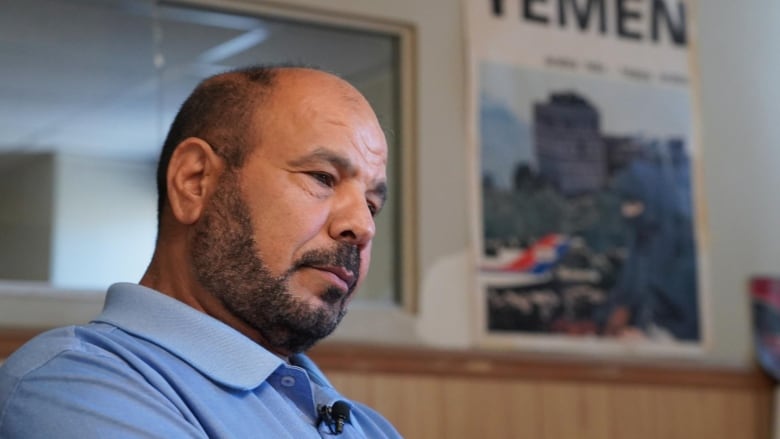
[{"left": 0, "top": 0, "right": 415, "bottom": 308}]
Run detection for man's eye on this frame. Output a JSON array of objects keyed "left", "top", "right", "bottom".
[
  {"left": 310, "top": 172, "right": 336, "bottom": 188},
  {"left": 368, "top": 202, "right": 380, "bottom": 217}
]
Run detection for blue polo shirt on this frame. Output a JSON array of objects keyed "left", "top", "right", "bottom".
[{"left": 0, "top": 283, "right": 401, "bottom": 438}]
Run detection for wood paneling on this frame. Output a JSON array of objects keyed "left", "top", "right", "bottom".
[
  {"left": 312, "top": 343, "right": 773, "bottom": 439},
  {"left": 324, "top": 371, "right": 771, "bottom": 439},
  {"left": 2, "top": 329, "right": 773, "bottom": 439}
]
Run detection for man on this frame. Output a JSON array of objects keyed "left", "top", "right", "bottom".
[
  {"left": 0, "top": 66, "right": 401, "bottom": 438},
  {"left": 602, "top": 143, "right": 699, "bottom": 342}
]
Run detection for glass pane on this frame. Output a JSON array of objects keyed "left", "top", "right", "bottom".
[
  {"left": 0, "top": 0, "right": 402, "bottom": 304},
  {"left": 0, "top": 0, "right": 160, "bottom": 289}
]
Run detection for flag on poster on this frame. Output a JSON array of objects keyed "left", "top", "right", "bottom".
[{"left": 466, "top": 0, "right": 708, "bottom": 355}]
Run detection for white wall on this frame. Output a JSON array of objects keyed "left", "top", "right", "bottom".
[{"left": 696, "top": 1, "right": 780, "bottom": 366}]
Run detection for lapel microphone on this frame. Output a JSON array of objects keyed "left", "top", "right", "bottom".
[{"left": 318, "top": 400, "right": 351, "bottom": 435}]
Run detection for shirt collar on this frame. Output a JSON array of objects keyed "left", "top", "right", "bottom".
[{"left": 93, "top": 282, "right": 285, "bottom": 391}]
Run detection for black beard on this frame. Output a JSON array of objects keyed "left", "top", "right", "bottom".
[{"left": 190, "top": 170, "right": 360, "bottom": 354}]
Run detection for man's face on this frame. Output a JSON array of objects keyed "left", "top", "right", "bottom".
[{"left": 191, "top": 71, "right": 388, "bottom": 354}]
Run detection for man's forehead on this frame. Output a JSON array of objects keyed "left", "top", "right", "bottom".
[{"left": 251, "top": 68, "right": 387, "bottom": 167}]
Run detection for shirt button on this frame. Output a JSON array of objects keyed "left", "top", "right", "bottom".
[{"left": 280, "top": 376, "right": 296, "bottom": 387}]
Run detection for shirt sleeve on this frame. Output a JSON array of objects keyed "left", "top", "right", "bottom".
[{"left": 0, "top": 348, "right": 207, "bottom": 439}]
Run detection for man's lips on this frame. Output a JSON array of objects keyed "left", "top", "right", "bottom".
[{"left": 309, "top": 265, "right": 357, "bottom": 291}]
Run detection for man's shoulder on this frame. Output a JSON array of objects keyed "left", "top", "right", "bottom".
[
  {"left": 0, "top": 324, "right": 120, "bottom": 380},
  {"left": 0, "top": 324, "right": 209, "bottom": 438}
]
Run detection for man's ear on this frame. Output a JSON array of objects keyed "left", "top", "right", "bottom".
[{"left": 166, "top": 137, "right": 224, "bottom": 225}]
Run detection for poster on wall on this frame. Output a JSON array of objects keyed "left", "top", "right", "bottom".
[{"left": 466, "top": 0, "right": 708, "bottom": 355}]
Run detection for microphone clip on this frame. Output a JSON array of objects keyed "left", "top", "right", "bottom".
[{"left": 318, "top": 400, "right": 351, "bottom": 435}]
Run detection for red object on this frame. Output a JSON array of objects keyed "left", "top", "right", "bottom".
[{"left": 750, "top": 277, "right": 780, "bottom": 311}]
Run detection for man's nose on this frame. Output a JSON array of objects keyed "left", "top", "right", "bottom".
[{"left": 329, "top": 191, "right": 376, "bottom": 249}]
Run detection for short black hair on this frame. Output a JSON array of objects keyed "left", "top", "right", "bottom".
[{"left": 154, "top": 65, "right": 283, "bottom": 224}]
